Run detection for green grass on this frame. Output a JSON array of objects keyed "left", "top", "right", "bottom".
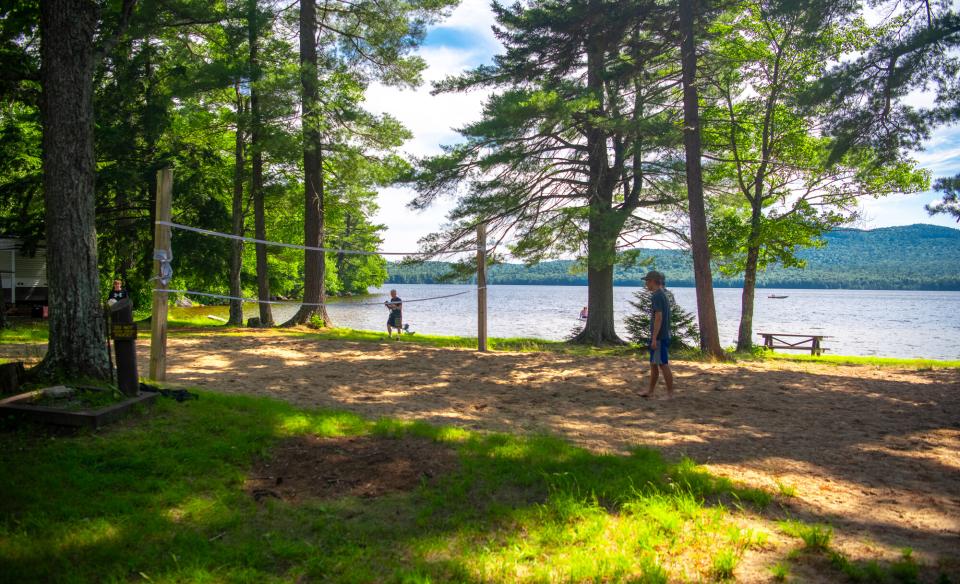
[
  {"left": 758, "top": 352, "right": 960, "bottom": 369},
  {"left": 0, "top": 320, "right": 49, "bottom": 344},
  {"left": 775, "top": 480, "right": 798, "bottom": 498},
  {"left": 779, "top": 520, "right": 833, "bottom": 552},
  {"left": 770, "top": 561, "right": 790, "bottom": 581},
  {"left": 0, "top": 390, "right": 771, "bottom": 583},
  {"left": 778, "top": 522, "right": 929, "bottom": 583}
]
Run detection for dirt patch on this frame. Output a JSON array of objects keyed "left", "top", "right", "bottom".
[{"left": 246, "top": 435, "right": 459, "bottom": 503}]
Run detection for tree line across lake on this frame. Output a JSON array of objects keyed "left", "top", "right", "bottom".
[{"left": 388, "top": 225, "right": 960, "bottom": 291}]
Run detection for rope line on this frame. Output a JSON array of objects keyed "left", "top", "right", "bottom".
[
  {"left": 156, "top": 221, "right": 479, "bottom": 256},
  {"left": 154, "top": 288, "right": 478, "bottom": 306}
]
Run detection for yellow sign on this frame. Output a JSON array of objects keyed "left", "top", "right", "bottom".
[{"left": 111, "top": 323, "right": 138, "bottom": 340}]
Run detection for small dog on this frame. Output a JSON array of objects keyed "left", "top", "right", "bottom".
[{"left": 402, "top": 323, "right": 415, "bottom": 335}]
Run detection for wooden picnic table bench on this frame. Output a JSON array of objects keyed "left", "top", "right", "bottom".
[{"left": 758, "top": 332, "right": 830, "bottom": 356}]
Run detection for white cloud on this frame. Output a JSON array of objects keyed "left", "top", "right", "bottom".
[
  {"left": 364, "top": 1, "right": 502, "bottom": 255},
  {"left": 438, "top": 0, "right": 500, "bottom": 46}
]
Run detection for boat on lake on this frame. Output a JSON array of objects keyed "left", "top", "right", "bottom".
[{"left": 768, "top": 294, "right": 789, "bottom": 299}]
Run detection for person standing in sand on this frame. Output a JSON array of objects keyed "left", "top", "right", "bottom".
[
  {"left": 639, "top": 270, "right": 674, "bottom": 398},
  {"left": 385, "top": 289, "right": 403, "bottom": 339}
]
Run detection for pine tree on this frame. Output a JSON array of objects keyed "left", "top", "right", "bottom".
[
  {"left": 411, "top": 0, "right": 686, "bottom": 346},
  {"left": 624, "top": 289, "right": 699, "bottom": 350},
  {"left": 926, "top": 176, "right": 960, "bottom": 223}
]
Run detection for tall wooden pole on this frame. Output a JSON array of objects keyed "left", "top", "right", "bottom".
[
  {"left": 477, "top": 223, "right": 487, "bottom": 352},
  {"left": 149, "top": 168, "right": 172, "bottom": 380}
]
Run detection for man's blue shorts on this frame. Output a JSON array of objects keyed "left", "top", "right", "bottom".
[{"left": 650, "top": 339, "right": 670, "bottom": 365}]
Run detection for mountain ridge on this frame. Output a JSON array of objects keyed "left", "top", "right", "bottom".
[{"left": 387, "top": 224, "right": 960, "bottom": 290}]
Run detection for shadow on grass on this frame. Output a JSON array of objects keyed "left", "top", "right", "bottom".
[
  {"left": 0, "top": 392, "right": 770, "bottom": 583},
  {"left": 142, "top": 334, "right": 960, "bottom": 575}
]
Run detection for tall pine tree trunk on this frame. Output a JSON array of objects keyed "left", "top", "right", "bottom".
[
  {"left": 284, "top": 0, "right": 330, "bottom": 327},
  {"left": 249, "top": 0, "right": 273, "bottom": 326},
  {"left": 574, "top": 207, "right": 626, "bottom": 345},
  {"left": 36, "top": 0, "right": 110, "bottom": 379},
  {"left": 228, "top": 87, "right": 246, "bottom": 326},
  {"left": 573, "top": 19, "right": 624, "bottom": 346},
  {"left": 679, "top": 0, "right": 724, "bottom": 358}
]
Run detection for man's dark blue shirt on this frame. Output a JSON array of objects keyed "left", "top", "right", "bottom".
[{"left": 650, "top": 289, "right": 671, "bottom": 340}]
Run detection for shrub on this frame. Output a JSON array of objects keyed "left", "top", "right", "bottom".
[{"left": 624, "top": 288, "right": 699, "bottom": 349}]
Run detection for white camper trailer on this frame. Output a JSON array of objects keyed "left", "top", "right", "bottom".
[{"left": 0, "top": 239, "right": 48, "bottom": 312}]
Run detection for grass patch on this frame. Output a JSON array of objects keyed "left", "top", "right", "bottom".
[
  {"left": 776, "top": 480, "right": 798, "bottom": 498},
  {"left": 770, "top": 561, "right": 790, "bottom": 581},
  {"left": 780, "top": 521, "right": 927, "bottom": 583},
  {"left": 758, "top": 352, "right": 960, "bottom": 369},
  {"left": 779, "top": 520, "right": 833, "bottom": 551},
  {"left": 27, "top": 386, "right": 127, "bottom": 411},
  {"left": 1, "top": 390, "right": 771, "bottom": 583},
  {"left": 0, "top": 320, "right": 49, "bottom": 344}
]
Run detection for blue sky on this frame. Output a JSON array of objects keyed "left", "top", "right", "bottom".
[{"left": 366, "top": 0, "right": 960, "bottom": 255}]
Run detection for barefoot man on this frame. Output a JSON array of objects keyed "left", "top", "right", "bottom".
[{"left": 640, "top": 271, "right": 674, "bottom": 398}]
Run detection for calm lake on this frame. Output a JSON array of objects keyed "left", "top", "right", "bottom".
[{"left": 270, "top": 284, "right": 960, "bottom": 360}]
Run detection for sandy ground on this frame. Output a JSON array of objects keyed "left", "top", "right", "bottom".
[{"left": 8, "top": 333, "right": 960, "bottom": 577}]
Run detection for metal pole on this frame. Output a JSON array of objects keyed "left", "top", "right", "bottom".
[
  {"left": 477, "top": 223, "right": 487, "bottom": 352},
  {"left": 149, "top": 168, "right": 173, "bottom": 381}
]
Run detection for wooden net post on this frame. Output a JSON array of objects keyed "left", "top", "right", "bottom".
[
  {"left": 477, "top": 223, "right": 487, "bottom": 352},
  {"left": 149, "top": 168, "right": 173, "bottom": 381}
]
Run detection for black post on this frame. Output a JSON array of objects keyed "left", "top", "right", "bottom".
[{"left": 109, "top": 298, "right": 139, "bottom": 396}]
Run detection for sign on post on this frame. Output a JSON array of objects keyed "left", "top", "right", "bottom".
[{"left": 149, "top": 168, "right": 172, "bottom": 381}]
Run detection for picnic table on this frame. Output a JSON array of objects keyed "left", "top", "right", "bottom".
[{"left": 758, "top": 332, "right": 830, "bottom": 355}]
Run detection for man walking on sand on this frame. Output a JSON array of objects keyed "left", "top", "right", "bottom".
[{"left": 639, "top": 270, "right": 674, "bottom": 398}]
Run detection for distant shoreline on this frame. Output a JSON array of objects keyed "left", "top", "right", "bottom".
[
  {"left": 386, "top": 224, "right": 960, "bottom": 292},
  {"left": 381, "top": 281, "right": 960, "bottom": 292}
]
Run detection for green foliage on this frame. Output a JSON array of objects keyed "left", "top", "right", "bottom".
[
  {"left": 408, "top": 0, "right": 687, "bottom": 344},
  {"left": 805, "top": 1, "right": 960, "bottom": 166},
  {"left": 624, "top": 288, "right": 700, "bottom": 350},
  {"left": 700, "top": 3, "right": 928, "bottom": 348},
  {"left": 927, "top": 175, "right": 960, "bottom": 223},
  {"left": 0, "top": 0, "right": 430, "bottom": 316}
]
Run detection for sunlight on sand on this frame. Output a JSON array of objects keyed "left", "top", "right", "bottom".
[{"left": 133, "top": 334, "right": 960, "bottom": 568}]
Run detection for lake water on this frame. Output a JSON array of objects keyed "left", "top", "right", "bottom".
[{"left": 268, "top": 284, "right": 960, "bottom": 360}]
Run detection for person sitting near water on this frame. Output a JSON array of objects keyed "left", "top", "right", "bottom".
[
  {"left": 107, "top": 279, "right": 129, "bottom": 306},
  {"left": 385, "top": 289, "right": 403, "bottom": 339},
  {"left": 579, "top": 306, "right": 589, "bottom": 320}
]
